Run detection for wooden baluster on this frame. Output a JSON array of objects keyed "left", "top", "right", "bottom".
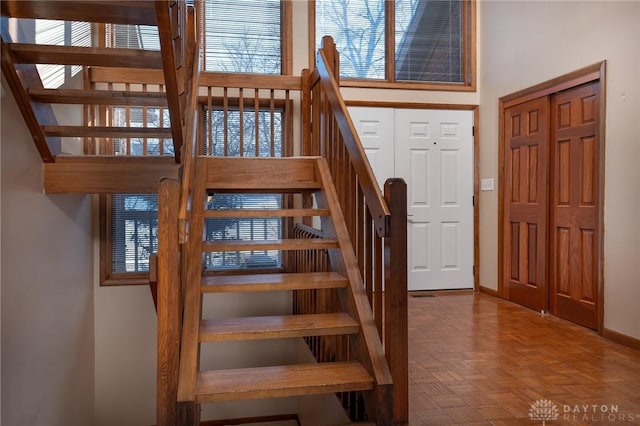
[
  {"left": 207, "top": 86, "right": 212, "bottom": 155},
  {"left": 301, "top": 69, "right": 311, "bottom": 156},
  {"left": 374, "top": 232, "right": 383, "bottom": 338},
  {"left": 125, "top": 83, "right": 131, "bottom": 155},
  {"left": 159, "top": 84, "right": 165, "bottom": 155},
  {"left": 238, "top": 88, "right": 244, "bottom": 156},
  {"left": 142, "top": 83, "right": 148, "bottom": 155},
  {"left": 254, "top": 88, "right": 260, "bottom": 156},
  {"left": 269, "top": 89, "right": 275, "bottom": 157},
  {"left": 223, "top": 87, "right": 229, "bottom": 156}
]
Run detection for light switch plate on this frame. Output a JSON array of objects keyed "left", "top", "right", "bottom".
[{"left": 481, "top": 178, "right": 494, "bottom": 191}]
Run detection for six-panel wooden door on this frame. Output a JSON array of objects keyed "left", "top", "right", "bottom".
[
  {"left": 503, "top": 97, "right": 549, "bottom": 312},
  {"left": 549, "top": 81, "right": 600, "bottom": 329}
]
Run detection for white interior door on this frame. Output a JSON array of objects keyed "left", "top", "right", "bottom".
[
  {"left": 395, "top": 109, "right": 474, "bottom": 291},
  {"left": 348, "top": 107, "right": 395, "bottom": 187}
]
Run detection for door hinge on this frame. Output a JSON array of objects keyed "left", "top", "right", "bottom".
[
  {"left": 472, "top": 126, "right": 475, "bottom": 136},
  {"left": 472, "top": 195, "right": 475, "bottom": 206},
  {"left": 473, "top": 265, "right": 476, "bottom": 276}
]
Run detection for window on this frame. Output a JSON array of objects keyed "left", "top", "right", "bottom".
[
  {"left": 101, "top": 194, "right": 158, "bottom": 285},
  {"left": 313, "top": 0, "right": 475, "bottom": 90},
  {"left": 200, "top": 0, "right": 288, "bottom": 74},
  {"left": 34, "top": 19, "right": 91, "bottom": 88}
]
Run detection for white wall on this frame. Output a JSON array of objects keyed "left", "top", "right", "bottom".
[
  {"left": 1, "top": 78, "right": 94, "bottom": 425},
  {"left": 479, "top": 1, "right": 640, "bottom": 339}
]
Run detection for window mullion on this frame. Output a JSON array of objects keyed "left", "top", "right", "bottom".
[{"left": 386, "top": 0, "right": 395, "bottom": 83}]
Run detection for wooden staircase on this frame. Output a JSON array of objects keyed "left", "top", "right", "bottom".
[
  {"left": 175, "top": 156, "right": 392, "bottom": 424},
  {"left": 1, "top": 0, "right": 194, "bottom": 191},
  {"left": 3, "top": 3, "right": 409, "bottom": 422}
]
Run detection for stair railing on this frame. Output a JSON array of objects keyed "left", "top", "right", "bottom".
[
  {"left": 302, "top": 36, "right": 408, "bottom": 425},
  {"left": 156, "top": 4, "right": 200, "bottom": 426}
]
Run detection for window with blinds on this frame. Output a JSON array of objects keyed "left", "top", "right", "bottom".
[
  {"left": 110, "top": 194, "right": 158, "bottom": 274},
  {"left": 314, "top": 0, "right": 472, "bottom": 87},
  {"left": 34, "top": 20, "right": 91, "bottom": 88},
  {"left": 395, "top": 0, "right": 462, "bottom": 83},
  {"left": 201, "top": 0, "right": 282, "bottom": 73}
]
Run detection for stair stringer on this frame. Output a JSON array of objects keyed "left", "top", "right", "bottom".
[
  {"left": 176, "top": 156, "right": 207, "bottom": 421},
  {"left": 312, "top": 158, "right": 394, "bottom": 425}
]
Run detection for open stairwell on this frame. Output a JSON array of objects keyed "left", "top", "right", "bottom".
[
  {"left": 3, "top": 2, "right": 408, "bottom": 423},
  {"left": 171, "top": 156, "right": 392, "bottom": 424}
]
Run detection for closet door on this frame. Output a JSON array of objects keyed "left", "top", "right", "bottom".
[
  {"left": 549, "top": 81, "right": 600, "bottom": 329},
  {"left": 503, "top": 97, "right": 549, "bottom": 311}
]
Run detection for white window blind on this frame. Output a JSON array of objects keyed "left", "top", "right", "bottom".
[
  {"left": 110, "top": 194, "right": 158, "bottom": 274},
  {"left": 109, "top": 24, "right": 160, "bottom": 50},
  {"left": 202, "top": 0, "right": 282, "bottom": 73},
  {"left": 395, "top": 0, "right": 463, "bottom": 83},
  {"left": 35, "top": 20, "right": 91, "bottom": 88}
]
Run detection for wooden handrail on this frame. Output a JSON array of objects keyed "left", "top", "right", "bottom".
[
  {"left": 305, "top": 36, "right": 408, "bottom": 425},
  {"left": 313, "top": 45, "right": 390, "bottom": 237}
]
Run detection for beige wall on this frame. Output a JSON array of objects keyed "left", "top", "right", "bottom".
[
  {"left": 479, "top": 1, "right": 640, "bottom": 339},
  {"left": 1, "top": 78, "right": 94, "bottom": 425}
]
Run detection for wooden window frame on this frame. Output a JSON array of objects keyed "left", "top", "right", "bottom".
[
  {"left": 100, "top": 194, "right": 156, "bottom": 286},
  {"left": 309, "top": 0, "right": 476, "bottom": 91}
]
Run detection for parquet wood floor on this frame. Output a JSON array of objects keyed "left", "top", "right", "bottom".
[{"left": 408, "top": 292, "right": 640, "bottom": 425}]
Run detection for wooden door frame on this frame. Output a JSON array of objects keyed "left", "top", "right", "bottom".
[
  {"left": 498, "top": 61, "right": 606, "bottom": 332},
  {"left": 346, "top": 101, "right": 480, "bottom": 291}
]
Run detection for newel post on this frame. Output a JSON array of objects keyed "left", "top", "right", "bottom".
[
  {"left": 157, "top": 177, "right": 182, "bottom": 426},
  {"left": 321, "top": 35, "right": 340, "bottom": 83},
  {"left": 384, "top": 178, "right": 408, "bottom": 425}
]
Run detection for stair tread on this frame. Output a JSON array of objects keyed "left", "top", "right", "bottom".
[
  {"left": 201, "top": 272, "right": 349, "bottom": 293},
  {"left": 28, "top": 88, "right": 168, "bottom": 106},
  {"left": 199, "top": 313, "right": 359, "bottom": 342},
  {"left": 203, "top": 208, "right": 330, "bottom": 219},
  {"left": 8, "top": 43, "right": 163, "bottom": 69},
  {"left": 206, "top": 181, "right": 321, "bottom": 192},
  {"left": 195, "top": 362, "right": 373, "bottom": 403},
  {"left": 42, "top": 125, "right": 172, "bottom": 139},
  {"left": 203, "top": 238, "right": 338, "bottom": 252},
  {"left": 1, "top": 1, "right": 158, "bottom": 25}
]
